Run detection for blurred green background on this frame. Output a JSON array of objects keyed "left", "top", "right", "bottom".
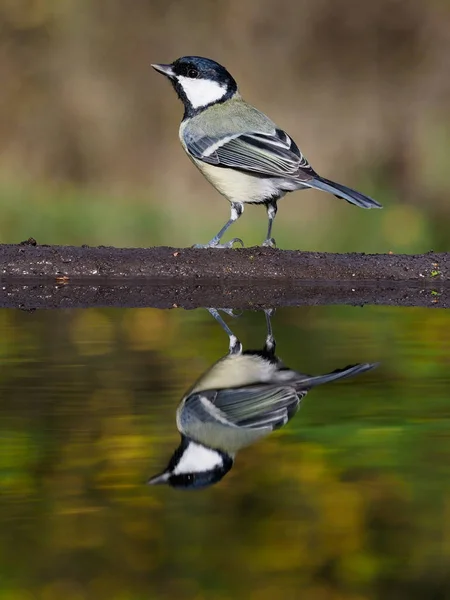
[
  {"left": 1, "top": 0, "right": 449, "bottom": 251},
  {"left": 1, "top": 305, "right": 450, "bottom": 599}
]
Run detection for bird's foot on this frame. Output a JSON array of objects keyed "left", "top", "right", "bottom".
[
  {"left": 215, "top": 308, "right": 242, "bottom": 318},
  {"left": 192, "top": 237, "right": 244, "bottom": 249},
  {"left": 261, "top": 237, "right": 277, "bottom": 248}
]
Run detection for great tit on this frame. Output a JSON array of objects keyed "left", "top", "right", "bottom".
[
  {"left": 148, "top": 309, "right": 377, "bottom": 489},
  {"left": 152, "top": 56, "right": 382, "bottom": 248}
]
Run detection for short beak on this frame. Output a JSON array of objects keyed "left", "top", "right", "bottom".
[
  {"left": 147, "top": 471, "right": 170, "bottom": 485},
  {"left": 151, "top": 63, "right": 175, "bottom": 79}
]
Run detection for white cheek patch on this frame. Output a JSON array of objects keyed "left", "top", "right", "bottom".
[
  {"left": 174, "top": 442, "right": 223, "bottom": 474},
  {"left": 177, "top": 76, "right": 227, "bottom": 108}
]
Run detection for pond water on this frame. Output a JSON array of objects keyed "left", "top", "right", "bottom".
[{"left": 1, "top": 304, "right": 450, "bottom": 600}]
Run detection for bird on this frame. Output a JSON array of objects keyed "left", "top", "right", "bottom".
[
  {"left": 152, "top": 56, "right": 382, "bottom": 248},
  {"left": 147, "top": 309, "right": 377, "bottom": 489}
]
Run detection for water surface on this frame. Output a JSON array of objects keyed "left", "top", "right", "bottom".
[{"left": 1, "top": 305, "right": 449, "bottom": 599}]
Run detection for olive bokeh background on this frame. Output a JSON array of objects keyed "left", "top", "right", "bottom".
[{"left": 1, "top": 0, "right": 449, "bottom": 250}]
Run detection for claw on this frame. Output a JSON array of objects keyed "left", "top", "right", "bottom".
[
  {"left": 261, "top": 237, "right": 277, "bottom": 248},
  {"left": 215, "top": 308, "right": 242, "bottom": 318},
  {"left": 223, "top": 237, "right": 244, "bottom": 248},
  {"left": 193, "top": 237, "right": 244, "bottom": 249}
]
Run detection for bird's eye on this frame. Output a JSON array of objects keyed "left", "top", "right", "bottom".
[{"left": 187, "top": 67, "right": 198, "bottom": 78}]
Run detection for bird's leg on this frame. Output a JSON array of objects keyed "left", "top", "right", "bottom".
[
  {"left": 193, "top": 202, "right": 244, "bottom": 249},
  {"left": 261, "top": 202, "right": 277, "bottom": 247},
  {"left": 263, "top": 308, "right": 276, "bottom": 355},
  {"left": 207, "top": 308, "right": 242, "bottom": 355}
]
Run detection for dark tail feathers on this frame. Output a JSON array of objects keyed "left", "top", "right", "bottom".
[
  {"left": 308, "top": 176, "right": 382, "bottom": 209},
  {"left": 295, "top": 362, "right": 378, "bottom": 390}
]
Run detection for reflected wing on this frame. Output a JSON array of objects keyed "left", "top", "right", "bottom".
[
  {"left": 184, "top": 384, "right": 305, "bottom": 431},
  {"left": 185, "top": 128, "right": 314, "bottom": 179}
]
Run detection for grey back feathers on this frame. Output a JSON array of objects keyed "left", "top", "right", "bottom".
[
  {"left": 182, "top": 97, "right": 314, "bottom": 179},
  {"left": 178, "top": 358, "right": 375, "bottom": 455},
  {"left": 182, "top": 97, "right": 381, "bottom": 208}
]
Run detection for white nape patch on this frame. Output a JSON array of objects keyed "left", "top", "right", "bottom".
[
  {"left": 177, "top": 75, "right": 227, "bottom": 109},
  {"left": 174, "top": 442, "right": 223, "bottom": 475}
]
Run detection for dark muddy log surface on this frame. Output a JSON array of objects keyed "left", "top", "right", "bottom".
[{"left": 0, "top": 243, "right": 449, "bottom": 309}]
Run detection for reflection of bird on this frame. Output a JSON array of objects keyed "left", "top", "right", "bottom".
[
  {"left": 148, "top": 309, "right": 377, "bottom": 489},
  {"left": 152, "top": 56, "right": 382, "bottom": 248}
]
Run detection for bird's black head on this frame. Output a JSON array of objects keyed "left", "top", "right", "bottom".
[
  {"left": 152, "top": 56, "right": 238, "bottom": 118},
  {"left": 150, "top": 468, "right": 232, "bottom": 490},
  {"left": 147, "top": 435, "right": 233, "bottom": 489},
  {"left": 147, "top": 435, "right": 234, "bottom": 490}
]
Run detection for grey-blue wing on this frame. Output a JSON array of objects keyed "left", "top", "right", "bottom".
[
  {"left": 185, "top": 128, "right": 315, "bottom": 179},
  {"left": 184, "top": 384, "right": 305, "bottom": 431}
]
